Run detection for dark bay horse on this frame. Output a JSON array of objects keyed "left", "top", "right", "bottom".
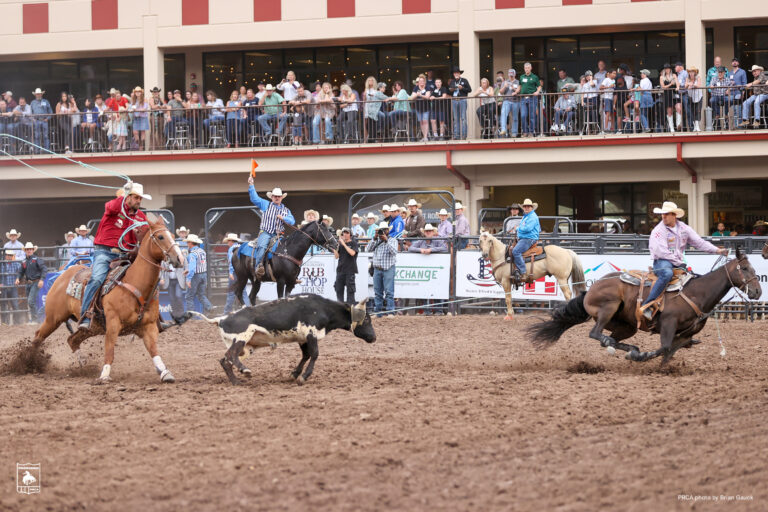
[
  {"left": 528, "top": 248, "right": 761, "bottom": 364},
  {"left": 232, "top": 220, "right": 339, "bottom": 305}
]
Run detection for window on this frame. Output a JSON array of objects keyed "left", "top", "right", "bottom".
[
  {"left": 164, "top": 54, "right": 185, "bottom": 95},
  {"left": 735, "top": 26, "right": 768, "bottom": 71}
]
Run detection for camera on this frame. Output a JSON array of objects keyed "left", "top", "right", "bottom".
[{"left": 376, "top": 228, "right": 388, "bottom": 237}]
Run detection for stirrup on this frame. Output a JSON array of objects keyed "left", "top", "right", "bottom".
[{"left": 254, "top": 263, "right": 265, "bottom": 279}]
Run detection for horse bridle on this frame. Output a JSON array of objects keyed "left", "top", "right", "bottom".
[
  {"left": 724, "top": 257, "right": 760, "bottom": 298},
  {"left": 136, "top": 226, "right": 181, "bottom": 270},
  {"left": 283, "top": 221, "right": 337, "bottom": 251}
]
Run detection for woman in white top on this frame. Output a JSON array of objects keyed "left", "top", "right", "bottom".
[
  {"left": 277, "top": 71, "right": 300, "bottom": 102},
  {"left": 469, "top": 78, "right": 496, "bottom": 139},
  {"left": 580, "top": 72, "right": 599, "bottom": 127},
  {"left": 684, "top": 66, "right": 703, "bottom": 132},
  {"left": 409, "top": 75, "right": 432, "bottom": 142},
  {"left": 338, "top": 84, "right": 359, "bottom": 142},
  {"left": 130, "top": 87, "right": 150, "bottom": 150},
  {"left": 363, "top": 76, "right": 388, "bottom": 142}
]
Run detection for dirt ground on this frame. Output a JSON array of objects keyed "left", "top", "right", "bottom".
[{"left": 0, "top": 314, "right": 766, "bottom": 511}]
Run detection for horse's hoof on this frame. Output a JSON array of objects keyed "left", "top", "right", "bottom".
[
  {"left": 240, "top": 368, "right": 252, "bottom": 378},
  {"left": 606, "top": 346, "right": 616, "bottom": 356},
  {"left": 296, "top": 376, "right": 305, "bottom": 386},
  {"left": 94, "top": 376, "right": 111, "bottom": 385},
  {"left": 74, "top": 350, "right": 87, "bottom": 367},
  {"left": 503, "top": 315, "right": 513, "bottom": 321},
  {"left": 160, "top": 369, "right": 176, "bottom": 383}
]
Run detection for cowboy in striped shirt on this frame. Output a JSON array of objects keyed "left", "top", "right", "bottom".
[{"left": 247, "top": 175, "right": 296, "bottom": 279}]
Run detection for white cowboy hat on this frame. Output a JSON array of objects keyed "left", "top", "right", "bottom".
[
  {"left": 266, "top": 187, "right": 287, "bottom": 199},
  {"left": 125, "top": 182, "right": 152, "bottom": 200},
  {"left": 653, "top": 201, "right": 685, "bottom": 218},
  {"left": 366, "top": 212, "right": 378, "bottom": 220},
  {"left": 4, "top": 249, "right": 16, "bottom": 255},
  {"left": 750, "top": 65, "right": 765, "bottom": 72},
  {"left": 380, "top": 205, "right": 391, "bottom": 212},
  {"left": 390, "top": 204, "right": 401, "bottom": 212},
  {"left": 75, "top": 224, "right": 90, "bottom": 233},
  {"left": 454, "top": 202, "right": 464, "bottom": 210},
  {"left": 303, "top": 209, "right": 319, "bottom": 221},
  {"left": 265, "top": 84, "right": 275, "bottom": 91},
  {"left": 521, "top": 198, "right": 538, "bottom": 209},
  {"left": 5, "top": 229, "right": 21, "bottom": 237},
  {"left": 351, "top": 213, "right": 361, "bottom": 220},
  {"left": 32, "top": 88, "right": 45, "bottom": 95},
  {"left": 64, "top": 231, "right": 75, "bottom": 238},
  {"left": 183, "top": 234, "right": 204, "bottom": 245},
  {"left": 399, "top": 206, "right": 407, "bottom": 213},
  {"left": 406, "top": 199, "right": 421, "bottom": 208},
  {"left": 377, "top": 222, "right": 390, "bottom": 230},
  {"left": 437, "top": 208, "right": 450, "bottom": 216},
  {"left": 322, "top": 215, "right": 333, "bottom": 225},
  {"left": 222, "top": 232, "right": 241, "bottom": 243},
  {"left": 23, "top": 242, "right": 38, "bottom": 251},
  {"left": 423, "top": 223, "right": 437, "bottom": 232},
  {"left": 175, "top": 226, "right": 189, "bottom": 236}
]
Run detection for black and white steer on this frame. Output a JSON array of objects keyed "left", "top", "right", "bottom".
[{"left": 197, "top": 294, "right": 375, "bottom": 385}]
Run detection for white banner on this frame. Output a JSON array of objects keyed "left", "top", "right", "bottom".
[
  {"left": 456, "top": 251, "right": 768, "bottom": 300},
  {"left": 389, "top": 252, "right": 451, "bottom": 299}
]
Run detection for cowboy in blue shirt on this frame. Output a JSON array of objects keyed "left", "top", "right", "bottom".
[
  {"left": 729, "top": 58, "right": 748, "bottom": 124},
  {"left": 511, "top": 198, "right": 541, "bottom": 280},
  {"left": 247, "top": 175, "right": 296, "bottom": 279},
  {"left": 29, "top": 88, "right": 52, "bottom": 150},
  {"left": 383, "top": 204, "right": 404, "bottom": 238}
]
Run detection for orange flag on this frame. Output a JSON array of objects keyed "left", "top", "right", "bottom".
[{"left": 250, "top": 159, "right": 259, "bottom": 178}]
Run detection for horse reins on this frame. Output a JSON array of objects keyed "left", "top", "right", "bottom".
[
  {"left": 276, "top": 221, "right": 337, "bottom": 266},
  {"left": 723, "top": 257, "right": 759, "bottom": 300}
]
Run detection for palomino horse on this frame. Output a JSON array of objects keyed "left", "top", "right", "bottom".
[
  {"left": 33, "top": 217, "right": 185, "bottom": 383},
  {"left": 528, "top": 248, "right": 761, "bottom": 364},
  {"left": 478, "top": 232, "right": 586, "bottom": 319}
]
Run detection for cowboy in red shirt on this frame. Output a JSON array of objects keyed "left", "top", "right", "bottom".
[
  {"left": 78, "top": 182, "right": 150, "bottom": 330},
  {"left": 105, "top": 88, "right": 128, "bottom": 112}
]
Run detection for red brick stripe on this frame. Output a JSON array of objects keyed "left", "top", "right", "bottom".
[
  {"left": 631, "top": 0, "right": 658, "bottom": 2},
  {"left": 182, "top": 0, "right": 209, "bottom": 26},
  {"left": 563, "top": 0, "right": 591, "bottom": 5},
  {"left": 495, "top": 0, "right": 524, "bottom": 8},
  {"left": 254, "top": 0, "right": 281, "bottom": 21},
  {"left": 327, "top": 0, "right": 355, "bottom": 18},
  {"left": 403, "top": 0, "right": 431, "bottom": 14},
  {"left": 22, "top": 3, "right": 48, "bottom": 34},
  {"left": 92, "top": 0, "right": 118, "bottom": 30}
]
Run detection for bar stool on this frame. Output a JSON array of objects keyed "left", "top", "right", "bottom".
[
  {"left": 207, "top": 120, "right": 226, "bottom": 148},
  {"left": 172, "top": 123, "right": 192, "bottom": 149}
]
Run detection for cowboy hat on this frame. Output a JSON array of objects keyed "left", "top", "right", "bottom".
[
  {"left": 437, "top": 208, "right": 450, "bottom": 216},
  {"left": 750, "top": 65, "right": 765, "bottom": 72},
  {"left": 5, "top": 229, "right": 20, "bottom": 237},
  {"left": 753, "top": 220, "right": 768, "bottom": 227},
  {"left": 390, "top": 204, "right": 401, "bottom": 213},
  {"left": 266, "top": 187, "right": 286, "bottom": 199},
  {"left": 175, "top": 226, "right": 189, "bottom": 236},
  {"left": 406, "top": 199, "right": 421, "bottom": 208},
  {"left": 451, "top": 66, "right": 464, "bottom": 74},
  {"left": 150, "top": 86, "right": 161, "bottom": 93},
  {"left": 322, "top": 215, "right": 333, "bottom": 225},
  {"left": 75, "top": 224, "right": 90, "bottom": 233},
  {"left": 133, "top": 86, "right": 144, "bottom": 93},
  {"left": 380, "top": 204, "right": 391, "bottom": 213},
  {"left": 423, "top": 223, "right": 437, "bottom": 232},
  {"left": 640, "top": 69, "right": 651, "bottom": 76},
  {"left": 366, "top": 212, "right": 378, "bottom": 220},
  {"left": 351, "top": 213, "right": 362, "bottom": 220},
  {"left": 399, "top": 206, "right": 407, "bottom": 213},
  {"left": 265, "top": 84, "right": 275, "bottom": 91},
  {"left": 454, "top": 202, "right": 464, "bottom": 210},
  {"left": 4, "top": 249, "right": 15, "bottom": 255},
  {"left": 64, "top": 231, "right": 76, "bottom": 238},
  {"left": 183, "top": 234, "right": 204, "bottom": 245},
  {"left": 653, "top": 201, "right": 685, "bottom": 217},
  {"left": 125, "top": 182, "right": 152, "bottom": 200},
  {"left": 222, "top": 232, "right": 241, "bottom": 243},
  {"left": 32, "top": 87, "right": 45, "bottom": 95},
  {"left": 376, "top": 222, "right": 390, "bottom": 230},
  {"left": 303, "top": 209, "right": 319, "bottom": 221},
  {"left": 23, "top": 242, "right": 38, "bottom": 251},
  {"left": 521, "top": 198, "right": 538, "bottom": 209}
]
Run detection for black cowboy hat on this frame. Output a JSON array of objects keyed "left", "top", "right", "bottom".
[
  {"left": 662, "top": 63, "right": 672, "bottom": 69},
  {"left": 508, "top": 203, "right": 521, "bottom": 211},
  {"left": 451, "top": 66, "right": 464, "bottom": 74},
  {"left": 150, "top": 86, "right": 161, "bottom": 93}
]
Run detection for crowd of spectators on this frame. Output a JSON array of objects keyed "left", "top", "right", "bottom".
[{"left": 1, "top": 55, "right": 764, "bottom": 154}]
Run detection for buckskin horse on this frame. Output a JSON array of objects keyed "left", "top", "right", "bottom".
[
  {"left": 528, "top": 248, "right": 761, "bottom": 364},
  {"left": 231, "top": 219, "right": 339, "bottom": 306},
  {"left": 478, "top": 232, "right": 586, "bottom": 320},
  {"left": 32, "top": 217, "right": 185, "bottom": 383}
]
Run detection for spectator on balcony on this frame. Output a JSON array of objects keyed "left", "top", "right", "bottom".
[
  {"left": 225, "top": 90, "right": 245, "bottom": 148},
  {"left": 4, "top": 229, "right": 23, "bottom": 260},
  {"left": 277, "top": 71, "right": 301, "bottom": 102},
  {"left": 599, "top": 70, "right": 616, "bottom": 134},
  {"left": 498, "top": 69, "right": 520, "bottom": 138},
  {"left": 130, "top": 87, "right": 150, "bottom": 150},
  {"left": 552, "top": 88, "right": 576, "bottom": 135},
  {"left": 105, "top": 88, "right": 127, "bottom": 112},
  {"left": 290, "top": 83, "right": 311, "bottom": 144},
  {"left": 55, "top": 92, "right": 78, "bottom": 153},
  {"left": 365, "top": 212, "right": 379, "bottom": 239},
  {"left": 258, "top": 85, "right": 286, "bottom": 141},
  {"left": 255, "top": 82, "right": 266, "bottom": 101},
  {"left": 673, "top": 62, "right": 690, "bottom": 131},
  {"left": 709, "top": 67, "right": 732, "bottom": 130},
  {"left": 148, "top": 87, "right": 165, "bottom": 150},
  {"left": 241, "top": 88, "right": 261, "bottom": 142},
  {"left": 429, "top": 77, "right": 449, "bottom": 140},
  {"left": 238, "top": 86, "right": 247, "bottom": 103},
  {"left": 729, "top": 58, "right": 747, "bottom": 126},
  {"left": 338, "top": 84, "right": 359, "bottom": 142},
  {"left": 638, "top": 69, "right": 654, "bottom": 133},
  {"left": 312, "top": 82, "right": 335, "bottom": 144},
  {"left": 203, "top": 90, "right": 226, "bottom": 144},
  {"left": 580, "top": 71, "right": 599, "bottom": 128},
  {"left": 410, "top": 75, "right": 432, "bottom": 142},
  {"left": 363, "top": 76, "right": 387, "bottom": 142},
  {"left": 350, "top": 213, "right": 366, "bottom": 238},
  {"left": 454, "top": 202, "right": 470, "bottom": 250},
  {"left": 387, "top": 81, "right": 411, "bottom": 138},
  {"left": 11, "top": 97, "right": 32, "bottom": 146},
  {"left": 684, "top": 66, "right": 704, "bottom": 132},
  {"left": 739, "top": 65, "right": 768, "bottom": 129},
  {"left": 706, "top": 57, "right": 722, "bottom": 89},
  {"left": 660, "top": 64, "right": 678, "bottom": 132},
  {"left": 470, "top": 78, "right": 496, "bottom": 139},
  {"left": 519, "top": 63, "right": 542, "bottom": 137},
  {"left": 1, "top": 249, "right": 22, "bottom": 325},
  {"left": 165, "top": 90, "right": 187, "bottom": 142},
  {"left": 80, "top": 98, "right": 99, "bottom": 147},
  {"left": 556, "top": 69, "right": 575, "bottom": 93},
  {"left": 29, "top": 88, "right": 52, "bottom": 151},
  {"left": 3, "top": 91, "right": 17, "bottom": 111},
  {"left": 448, "top": 66, "right": 471, "bottom": 140},
  {"left": 594, "top": 60, "right": 608, "bottom": 88},
  {"left": 0, "top": 100, "right": 15, "bottom": 139},
  {"left": 185, "top": 91, "right": 204, "bottom": 146},
  {"left": 753, "top": 220, "right": 768, "bottom": 236},
  {"left": 404, "top": 199, "right": 425, "bottom": 238},
  {"left": 711, "top": 222, "right": 730, "bottom": 237},
  {"left": 437, "top": 209, "right": 452, "bottom": 239}
]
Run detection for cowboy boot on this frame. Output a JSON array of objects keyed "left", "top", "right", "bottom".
[{"left": 666, "top": 115, "right": 675, "bottom": 133}]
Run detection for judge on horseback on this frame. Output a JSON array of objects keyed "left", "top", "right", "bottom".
[
  {"left": 247, "top": 175, "right": 296, "bottom": 279},
  {"left": 78, "top": 181, "right": 150, "bottom": 331},
  {"left": 640, "top": 201, "right": 728, "bottom": 321},
  {"left": 511, "top": 198, "right": 540, "bottom": 281}
]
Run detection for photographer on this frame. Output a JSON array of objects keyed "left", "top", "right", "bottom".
[
  {"left": 334, "top": 227, "right": 359, "bottom": 304},
  {"left": 365, "top": 222, "right": 399, "bottom": 317}
]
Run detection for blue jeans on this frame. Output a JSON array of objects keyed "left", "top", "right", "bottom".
[
  {"left": 186, "top": 273, "right": 212, "bottom": 312},
  {"left": 224, "top": 277, "right": 250, "bottom": 313},
  {"left": 34, "top": 120, "right": 49, "bottom": 150},
  {"left": 373, "top": 266, "right": 395, "bottom": 315},
  {"left": 259, "top": 113, "right": 287, "bottom": 136},
  {"left": 710, "top": 96, "right": 729, "bottom": 126},
  {"left": 742, "top": 94, "right": 767, "bottom": 121},
  {"left": 226, "top": 118, "right": 245, "bottom": 143},
  {"left": 455, "top": 237, "right": 468, "bottom": 251},
  {"left": 642, "top": 259, "right": 680, "bottom": 305},
  {"left": 554, "top": 109, "right": 574, "bottom": 129},
  {"left": 499, "top": 100, "right": 519, "bottom": 135},
  {"left": 167, "top": 278, "right": 186, "bottom": 318},
  {"left": 312, "top": 114, "right": 333, "bottom": 143},
  {"left": 512, "top": 238, "right": 536, "bottom": 274},
  {"left": 80, "top": 248, "right": 120, "bottom": 319},
  {"left": 521, "top": 96, "right": 538, "bottom": 134},
  {"left": 252, "top": 231, "right": 273, "bottom": 267},
  {"left": 452, "top": 98, "right": 467, "bottom": 139},
  {"left": 25, "top": 281, "right": 41, "bottom": 322}
]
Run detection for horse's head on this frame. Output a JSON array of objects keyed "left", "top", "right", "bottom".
[
  {"left": 141, "top": 217, "right": 185, "bottom": 268},
  {"left": 478, "top": 231, "right": 495, "bottom": 260},
  {"left": 302, "top": 220, "right": 339, "bottom": 251},
  {"left": 725, "top": 247, "right": 762, "bottom": 300}
]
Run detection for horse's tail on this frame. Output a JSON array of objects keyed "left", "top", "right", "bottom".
[
  {"left": 527, "top": 292, "right": 590, "bottom": 348},
  {"left": 568, "top": 250, "right": 587, "bottom": 293}
]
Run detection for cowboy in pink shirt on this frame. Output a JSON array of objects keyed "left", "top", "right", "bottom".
[{"left": 642, "top": 201, "right": 727, "bottom": 321}]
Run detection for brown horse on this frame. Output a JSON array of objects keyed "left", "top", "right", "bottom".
[
  {"left": 33, "top": 217, "right": 185, "bottom": 383},
  {"left": 528, "top": 248, "right": 761, "bottom": 364}
]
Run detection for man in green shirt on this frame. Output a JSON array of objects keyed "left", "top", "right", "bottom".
[
  {"left": 556, "top": 69, "right": 575, "bottom": 92},
  {"left": 519, "top": 62, "right": 542, "bottom": 137},
  {"left": 258, "top": 84, "right": 287, "bottom": 138}
]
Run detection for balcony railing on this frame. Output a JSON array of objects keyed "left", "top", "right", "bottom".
[{"left": 0, "top": 86, "right": 765, "bottom": 155}]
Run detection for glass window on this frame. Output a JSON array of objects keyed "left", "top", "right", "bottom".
[
  {"left": 315, "top": 47, "right": 345, "bottom": 85},
  {"left": 579, "top": 35, "right": 611, "bottom": 61},
  {"left": 107, "top": 57, "right": 142, "bottom": 95},
  {"left": 647, "top": 31, "right": 680, "bottom": 55},
  {"left": 284, "top": 48, "right": 315, "bottom": 86},
  {"left": 556, "top": 185, "right": 574, "bottom": 217},
  {"left": 243, "top": 50, "right": 280, "bottom": 88},
  {"left": 603, "top": 184, "right": 632, "bottom": 214},
  {"left": 50, "top": 61, "right": 79, "bottom": 80},
  {"left": 480, "top": 39, "right": 493, "bottom": 80},
  {"left": 612, "top": 33, "right": 645, "bottom": 56},
  {"left": 164, "top": 54, "right": 185, "bottom": 95},
  {"left": 379, "top": 45, "right": 408, "bottom": 86},
  {"left": 547, "top": 37, "right": 578, "bottom": 60},
  {"left": 736, "top": 26, "right": 768, "bottom": 71}
]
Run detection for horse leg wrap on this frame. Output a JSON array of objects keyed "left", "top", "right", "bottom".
[
  {"left": 152, "top": 355, "right": 167, "bottom": 374},
  {"left": 599, "top": 335, "right": 615, "bottom": 348}
]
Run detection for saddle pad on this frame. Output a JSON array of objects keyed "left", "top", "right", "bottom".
[
  {"left": 238, "top": 238, "right": 280, "bottom": 261},
  {"left": 619, "top": 272, "right": 693, "bottom": 292},
  {"left": 101, "top": 264, "right": 130, "bottom": 297},
  {"left": 65, "top": 267, "right": 92, "bottom": 301},
  {"left": 522, "top": 246, "right": 544, "bottom": 258}
]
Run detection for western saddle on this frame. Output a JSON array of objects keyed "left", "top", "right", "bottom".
[
  {"left": 624, "top": 267, "right": 690, "bottom": 328},
  {"left": 507, "top": 240, "right": 544, "bottom": 285}
]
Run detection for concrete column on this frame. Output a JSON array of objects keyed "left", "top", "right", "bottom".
[
  {"left": 469, "top": 184, "right": 489, "bottom": 234},
  {"left": 142, "top": 15, "right": 164, "bottom": 92},
  {"left": 684, "top": 0, "right": 705, "bottom": 77},
  {"left": 186, "top": 50, "right": 203, "bottom": 93},
  {"left": 458, "top": 0, "right": 479, "bottom": 140},
  {"left": 695, "top": 177, "right": 713, "bottom": 235},
  {"left": 492, "top": 33, "right": 511, "bottom": 75},
  {"left": 143, "top": 191, "right": 171, "bottom": 210}
]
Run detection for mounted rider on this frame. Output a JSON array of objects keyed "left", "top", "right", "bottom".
[
  {"left": 78, "top": 182, "right": 151, "bottom": 330},
  {"left": 511, "top": 198, "right": 540, "bottom": 281},
  {"left": 247, "top": 175, "right": 296, "bottom": 279},
  {"left": 640, "top": 201, "right": 727, "bottom": 321}
]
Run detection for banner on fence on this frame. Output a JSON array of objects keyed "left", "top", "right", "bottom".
[{"left": 456, "top": 252, "right": 768, "bottom": 301}]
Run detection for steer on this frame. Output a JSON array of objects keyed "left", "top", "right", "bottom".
[{"left": 195, "top": 294, "right": 375, "bottom": 385}]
